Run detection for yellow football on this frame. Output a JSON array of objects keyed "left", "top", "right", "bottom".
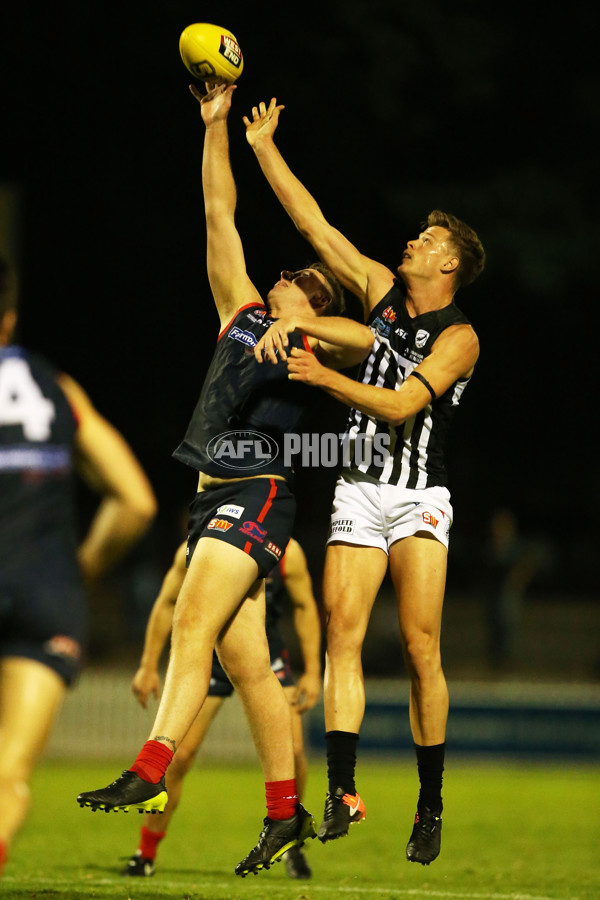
[{"left": 179, "top": 23, "right": 243, "bottom": 83}]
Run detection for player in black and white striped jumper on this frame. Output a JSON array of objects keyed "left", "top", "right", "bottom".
[{"left": 245, "top": 96, "right": 485, "bottom": 867}]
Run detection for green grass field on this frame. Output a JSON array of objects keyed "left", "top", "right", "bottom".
[{"left": 2, "top": 758, "right": 599, "bottom": 900}]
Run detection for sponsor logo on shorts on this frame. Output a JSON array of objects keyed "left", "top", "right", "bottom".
[
  {"left": 228, "top": 326, "right": 257, "bottom": 348},
  {"left": 216, "top": 504, "right": 244, "bottom": 519},
  {"left": 265, "top": 540, "right": 282, "bottom": 560},
  {"left": 239, "top": 520, "right": 268, "bottom": 543},
  {"left": 208, "top": 517, "right": 234, "bottom": 531},
  {"left": 43, "top": 635, "right": 81, "bottom": 661},
  {"left": 330, "top": 518, "right": 356, "bottom": 535},
  {"left": 415, "top": 329, "right": 430, "bottom": 349},
  {"left": 422, "top": 509, "right": 444, "bottom": 529}
]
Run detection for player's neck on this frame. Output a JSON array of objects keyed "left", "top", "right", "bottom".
[
  {"left": 268, "top": 298, "right": 317, "bottom": 319},
  {"left": 404, "top": 281, "right": 454, "bottom": 318}
]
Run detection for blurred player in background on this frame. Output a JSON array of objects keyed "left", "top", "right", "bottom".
[
  {"left": 75, "top": 82, "right": 372, "bottom": 877},
  {"left": 122, "top": 536, "right": 321, "bottom": 880},
  {"left": 245, "top": 97, "right": 485, "bottom": 866},
  {"left": 0, "top": 256, "right": 157, "bottom": 877}
]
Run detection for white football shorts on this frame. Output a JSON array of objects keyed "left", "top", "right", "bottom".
[{"left": 327, "top": 471, "right": 453, "bottom": 552}]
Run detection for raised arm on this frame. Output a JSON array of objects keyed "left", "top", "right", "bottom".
[
  {"left": 131, "top": 541, "right": 187, "bottom": 708},
  {"left": 282, "top": 538, "right": 321, "bottom": 713},
  {"left": 191, "top": 83, "right": 262, "bottom": 327},
  {"left": 244, "top": 98, "right": 394, "bottom": 317},
  {"left": 58, "top": 373, "right": 157, "bottom": 583}
]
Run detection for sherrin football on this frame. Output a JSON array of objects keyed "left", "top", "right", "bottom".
[{"left": 179, "top": 23, "right": 243, "bottom": 83}]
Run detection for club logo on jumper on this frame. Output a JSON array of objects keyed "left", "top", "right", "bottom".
[
  {"left": 219, "top": 34, "right": 242, "bottom": 68},
  {"left": 207, "top": 430, "right": 279, "bottom": 470},
  {"left": 228, "top": 326, "right": 257, "bottom": 348},
  {"left": 415, "top": 329, "right": 430, "bottom": 349},
  {"left": 239, "top": 520, "right": 268, "bottom": 543},
  {"left": 266, "top": 540, "right": 282, "bottom": 560},
  {"left": 382, "top": 306, "right": 397, "bottom": 322},
  {"left": 208, "top": 517, "right": 233, "bottom": 532},
  {"left": 330, "top": 518, "right": 356, "bottom": 536},
  {"left": 216, "top": 504, "right": 244, "bottom": 519}
]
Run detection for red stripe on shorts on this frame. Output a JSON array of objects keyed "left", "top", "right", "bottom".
[
  {"left": 257, "top": 478, "right": 278, "bottom": 522},
  {"left": 243, "top": 478, "right": 279, "bottom": 556}
]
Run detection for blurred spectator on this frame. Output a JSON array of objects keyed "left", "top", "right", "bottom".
[{"left": 480, "top": 508, "right": 540, "bottom": 671}]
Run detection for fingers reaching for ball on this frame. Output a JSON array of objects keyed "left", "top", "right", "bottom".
[{"left": 243, "top": 98, "right": 286, "bottom": 146}]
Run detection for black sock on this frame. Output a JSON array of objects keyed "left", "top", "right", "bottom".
[
  {"left": 325, "top": 730, "right": 359, "bottom": 794},
  {"left": 415, "top": 742, "right": 445, "bottom": 812}
]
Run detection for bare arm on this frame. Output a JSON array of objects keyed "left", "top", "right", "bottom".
[
  {"left": 58, "top": 374, "right": 157, "bottom": 583},
  {"left": 131, "top": 541, "right": 187, "bottom": 708},
  {"left": 285, "top": 323, "right": 480, "bottom": 426},
  {"left": 253, "top": 313, "right": 374, "bottom": 369},
  {"left": 244, "top": 99, "right": 394, "bottom": 317},
  {"left": 283, "top": 538, "right": 321, "bottom": 713},
  {"left": 192, "top": 83, "right": 263, "bottom": 327}
]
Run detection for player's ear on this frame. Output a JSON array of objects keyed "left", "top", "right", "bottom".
[
  {"left": 310, "top": 293, "right": 331, "bottom": 313},
  {"left": 442, "top": 255, "right": 459, "bottom": 275}
]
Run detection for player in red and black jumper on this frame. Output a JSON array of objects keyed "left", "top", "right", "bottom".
[
  {"left": 76, "top": 82, "right": 373, "bottom": 877},
  {"left": 0, "top": 257, "right": 156, "bottom": 878}
]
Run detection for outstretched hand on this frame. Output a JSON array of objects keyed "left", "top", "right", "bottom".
[
  {"left": 243, "top": 97, "right": 285, "bottom": 147},
  {"left": 190, "top": 81, "right": 236, "bottom": 126}
]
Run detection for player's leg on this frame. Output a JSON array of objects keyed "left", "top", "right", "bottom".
[
  {"left": 77, "top": 538, "right": 260, "bottom": 813},
  {"left": 0, "top": 658, "right": 66, "bottom": 864},
  {"left": 318, "top": 543, "right": 388, "bottom": 841},
  {"left": 217, "top": 588, "right": 316, "bottom": 875},
  {"left": 284, "top": 685, "right": 308, "bottom": 799},
  {"left": 281, "top": 684, "right": 312, "bottom": 879},
  {"left": 123, "top": 695, "right": 225, "bottom": 877},
  {"left": 388, "top": 533, "right": 448, "bottom": 865}
]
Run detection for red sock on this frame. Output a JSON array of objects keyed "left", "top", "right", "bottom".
[
  {"left": 139, "top": 825, "right": 167, "bottom": 860},
  {"left": 0, "top": 840, "right": 7, "bottom": 875},
  {"left": 130, "top": 740, "right": 173, "bottom": 783},
  {"left": 265, "top": 778, "right": 298, "bottom": 820}
]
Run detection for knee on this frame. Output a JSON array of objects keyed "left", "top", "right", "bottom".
[
  {"left": 325, "top": 608, "right": 365, "bottom": 659},
  {"left": 0, "top": 742, "right": 36, "bottom": 784},
  {"left": 402, "top": 629, "right": 441, "bottom": 678}
]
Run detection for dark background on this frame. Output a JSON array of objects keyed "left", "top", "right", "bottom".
[{"left": 2, "top": 2, "right": 598, "bottom": 646}]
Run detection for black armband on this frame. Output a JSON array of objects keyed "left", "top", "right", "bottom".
[{"left": 409, "top": 370, "right": 436, "bottom": 401}]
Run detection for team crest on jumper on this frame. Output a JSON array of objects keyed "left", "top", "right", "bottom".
[{"left": 415, "top": 329, "right": 430, "bottom": 349}]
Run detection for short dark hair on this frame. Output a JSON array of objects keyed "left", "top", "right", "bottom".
[
  {"left": 425, "top": 210, "right": 486, "bottom": 289},
  {"left": 307, "top": 261, "right": 346, "bottom": 316},
  {"left": 0, "top": 257, "right": 18, "bottom": 319}
]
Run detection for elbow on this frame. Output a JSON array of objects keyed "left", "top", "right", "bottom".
[
  {"left": 363, "top": 331, "right": 375, "bottom": 351},
  {"left": 131, "top": 490, "right": 158, "bottom": 531},
  {"left": 387, "top": 408, "right": 408, "bottom": 428}
]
